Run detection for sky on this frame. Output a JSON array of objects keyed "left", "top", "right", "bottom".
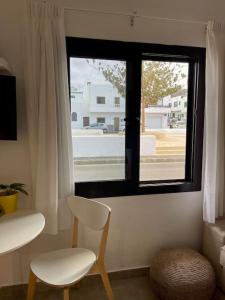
[
  {"left": 70, "top": 58, "right": 124, "bottom": 89},
  {"left": 70, "top": 58, "right": 189, "bottom": 90}
]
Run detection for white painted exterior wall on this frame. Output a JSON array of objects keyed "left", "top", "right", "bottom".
[
  {"left": 71, "top": 83, "right": 171, "bottom": 130},
  {"left": 73, "top": 134, "right": 156, "bottom": 157},
  {"left": 71, "top": 88, "right": 89, "bottom": 128},
  {"left": 145, "top": 106, "right": 170, "bottom": 129},
  {"left": 163, "top": 94, "right": 188, "bottom": 125},
  {"left": 88, "top": 83, "right": 125, "bottom": 113},
  {"left": 71, "top": 83, "right": 126, "bottom": 130}
]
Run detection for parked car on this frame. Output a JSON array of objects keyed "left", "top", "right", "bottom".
[
  {"left": 176, "top": 121, "right": 186, "bottom": 128},
  {"left": 119, "top": 124, "right": 126, "bottom": 132},
  {"left": 84, "top": 123, "right": 109, "bottom": 133}
]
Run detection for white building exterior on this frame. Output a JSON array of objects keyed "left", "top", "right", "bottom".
[
  {"left": 163, "top": 90, "right": 188, "bottom": 127},
  {"left": 73, "top": 134, "right": 156, "bottom": 158},
  {"left": 71, "top": 83, "right": 125, "bottom": 132},
  {"left": 145, "top": 105, "right": 170, "bottom": 129},
  {"left": 71, "top": 83, "right": 172, "bottom": 130}
]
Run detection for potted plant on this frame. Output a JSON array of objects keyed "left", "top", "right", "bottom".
[{"left": 0, "top": 183, "right": 28, "bottom": 215}]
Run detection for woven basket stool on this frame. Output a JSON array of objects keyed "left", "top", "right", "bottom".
[{"left": 150, "top": 248, "right": 216, "bottom": 300}]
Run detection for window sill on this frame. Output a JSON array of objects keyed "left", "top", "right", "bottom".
[{"left": 75, "top": 180, "right": 201, "bottom": 199}]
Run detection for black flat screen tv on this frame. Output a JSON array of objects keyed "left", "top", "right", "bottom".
[{"left": 0, "top": 75, "right": 17, "bottom": 140}]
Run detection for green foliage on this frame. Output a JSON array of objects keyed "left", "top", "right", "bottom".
[
  {"left": 141, "top": 61, "right": 183, "bottom": 106},
  {"left": 0, "top": 183, "right": 28, "bottom": 196},
  {"left": 99, "top": 63, "right": 126, "bottom": 98},
  {"left": 87, "top": 59, "right": 126, "bottom": 98},
  {"left": 89, "top": 60, "right": 185, "bottom": 106}
]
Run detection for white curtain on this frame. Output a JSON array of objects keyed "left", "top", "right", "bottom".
[
  {"left": 25, "top": 0, "right": 74, "bottom": 234},
  {"left": 204, "top": 21, "right": 225, "bottom": 223}
]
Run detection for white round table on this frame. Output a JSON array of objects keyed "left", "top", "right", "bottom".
[{"left": 0, "top": 210, "right": 45, "bottom": 255}]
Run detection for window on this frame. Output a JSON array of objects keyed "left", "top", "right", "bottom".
[
  {"left": 115, "top": 97, "right": 120, "bottom": 107},
  {"left": 97, "top": 96, "right": 105, "bottom": 104},
  {"left": 67, "top": 37, "right": 205, "bottom": 198},
  {"left": 69, "top": 56, "right": 126, "bottom": 183},
  {"left": 97, "top": 117, "right": 105, "bottom": 124},
  {"left": 72, "top": 112, "right": 77, "bottom": 122},
  {"left": 83, "top": 117, "right": 89, "bottom": 127}
]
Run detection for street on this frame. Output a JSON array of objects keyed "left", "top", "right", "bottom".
[{"left": 74, "top": 161, "right": 185, "bottom": 182}]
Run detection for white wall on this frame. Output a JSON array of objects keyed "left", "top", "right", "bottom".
[
  {"left": 73, "top": 134, "right": 155, "bottom": 157},
  {"left": 71, "top": 83, "right": 126, "bottom": 129},
  {"left": 0, "top": 0, "right": 32, "bottom": 286},
  {"left": 0, "top": 0, "right": 223, "bottom": 287}
]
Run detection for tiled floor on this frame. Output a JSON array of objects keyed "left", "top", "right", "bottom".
[{"left": 1, "top": 275, "right": 225, "bottom": 300}]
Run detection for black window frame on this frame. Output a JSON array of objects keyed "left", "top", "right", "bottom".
[{"left": 66, "top": 37, "right": 205, "bottom": 198}]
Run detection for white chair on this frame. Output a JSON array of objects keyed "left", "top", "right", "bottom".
[{"left": 27, "top": 195, "right": 115, "bottom": 300}]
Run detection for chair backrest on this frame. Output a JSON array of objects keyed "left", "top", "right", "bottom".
[{"left": 67, "top": 195, "right": 111, "bottom": 231}]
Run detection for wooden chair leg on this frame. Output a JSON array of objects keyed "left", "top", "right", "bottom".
[
  {"left": 27, "top": 270, "right": 37, "bottom": 300},
  {"left": 98, "top": 264, "right": 115, "bottom": 300},
  {"left": 63, "top": 287, "right": 70, "bottom": 300},
  {"left": 74, "top": 281, "right": 81, "bottom": 289}
]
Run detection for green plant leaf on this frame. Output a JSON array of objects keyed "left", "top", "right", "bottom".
[
  {"left": 10, "top": 183, "right": 25, "bottom": 188},
  {"left": 0, "top": 183, "right": 28, "bottom": 196},
  {"left": 0, "top": 184, "right": 8, "bottom": 189},
  {"left": 14, "top": 187, "right": 29, "bottom": 195}
]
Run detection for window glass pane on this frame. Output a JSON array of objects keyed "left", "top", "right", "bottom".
[
  {"left": 97, "top": 117, "right": 105, "bottom": 123},
  {"left": 140, "top": 60, "right": 189, "bottom": 181},
  {"left": 70, "top": 58, "right": 126, "bottom": 182},
  {"left": 115, "top": 97, "right": 120, "bottom": 106},
  {"left": 72, "top": 112, "right": 77, "bottom": 122},
  {"left": 97, "top": 96, "right": 105, "bottom": 104}
]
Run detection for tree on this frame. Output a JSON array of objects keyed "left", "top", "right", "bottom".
[
  {"left": 142, "top": 61, "right": 182, "bottom": 105},
  {"left": 88, "top": 60, "right": 185, "bottom": 132},
  {"left": 87, "top": 59, "right": 126, "bottom": 97},
  {"left": 141, "top": 61, "right": 183, "bottom": 131},
  {"left": 99, "top": 62, "right": 126, "bottom": 98}
]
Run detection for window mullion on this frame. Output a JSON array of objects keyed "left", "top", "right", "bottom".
[{"left": 125, "top": 57, "right": 142, "bottom": 186}]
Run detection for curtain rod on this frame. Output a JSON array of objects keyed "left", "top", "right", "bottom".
[{"left": 64, "top": 7, "right": 207, "bottom": 27}]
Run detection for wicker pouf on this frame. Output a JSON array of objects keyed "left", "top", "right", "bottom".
[{"left": 150, "top": 248, "right": 216, "bottom": 300}]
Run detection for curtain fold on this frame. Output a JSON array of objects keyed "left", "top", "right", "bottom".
[
  {"left": 204, "top": 21, "right": 225, "bottom": 223},
  {"left": 25, "top": 0, "right": 74, "bottom": 234}
]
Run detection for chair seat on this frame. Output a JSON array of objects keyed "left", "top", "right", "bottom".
[{"left": 31, "top": 248, "right": 96, "bottom": 286}]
